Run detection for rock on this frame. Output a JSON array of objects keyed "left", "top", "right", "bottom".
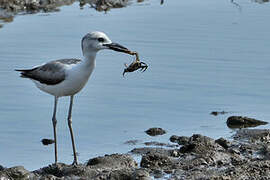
[
  {"left": 170, "top": 135, "right": 189, "bottom": 145},
  {"left": 179, "top": 134, "right": 224, "bottom": 154},
  {"left": 41, "top": 138, "right": 55, "bottom": 146},
  {"left": 86, "top": 154, "right": 138, "bottom": 180},
  {"left": 140, "top": 152, "right": 175, "bottom": 170},
  {"left": 35, "top": 154, "right": 138, "bottom": 179},
  {"left": 145, "top": 127, "right": 166, "bottom": 136},
  {"left": 169, "top": 135, "right": 179, "bottom": 143},
  {"left": 215, "top": 137, "right": 232, "bottom": 149},
  {"left": 33, "top": 163, "right": 97, "bottom": 178},
  {"left": 144, "top": 141, "right": 178, "bottom": 148},
  {"left": 227, "top": 116, "right": 268, "bottom": 128},
  {"left": 4, "top": 131, "right": 270, "bottom": 179},
  {"left": 131, "top": 147, "right": 172, "bottom": 156},
  {"left": 152, "top": 169, "right": 163, "bottom": 178},
  {"left": 104, "top": 168, "right": 134, "bottom": 180},
  {"left": 132, "top": 168, "right": 151, "bottom": 180},
  {"left": 124, "top": 139, "right": 140, "bottom": 145},
  {"left": 0, "top": 165, "right": 4, "bottom": 171},
  {"left": 87, "top": 153, "right": 137, "bottom": 169},
  {"left": 233, "top": 129, "right": 270, "bottom": 142},
  {"left": 0, "top": 166, "right": 33, "bottom": 180},
  {"left": 210, "top": 111, "right": 228, "bottom": 116}
]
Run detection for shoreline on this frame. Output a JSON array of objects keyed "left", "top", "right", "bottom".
[{"left": 1, "top": 128, "right": 270, "bottom": 179}]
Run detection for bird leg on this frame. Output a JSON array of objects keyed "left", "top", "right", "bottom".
[
  {"left": 52, "top": 96, "right": 58, "bottom": 164},
  {"left": 67, "top": 95, "right": 78, "bottom": 165}
]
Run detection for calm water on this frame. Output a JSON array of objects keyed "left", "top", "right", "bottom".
[{"left": 1, "top": 0, "right": 270, "bottom": 170}]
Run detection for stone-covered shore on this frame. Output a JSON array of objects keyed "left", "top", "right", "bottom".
[{"left": 1, "top": 128, "right": 270, "bottom": 179}]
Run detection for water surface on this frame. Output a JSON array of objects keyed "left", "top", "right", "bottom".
[{"left": 1, "top": 0, "right": 270, "bottom": 170}]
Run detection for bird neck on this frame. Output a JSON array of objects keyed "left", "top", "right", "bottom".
[{"left": 83, "top": 52, "right": 97, "bottom": 68}]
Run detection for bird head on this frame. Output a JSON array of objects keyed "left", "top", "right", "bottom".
[{"left": 81, "top": 31, "right": 130, "bottom": 56}]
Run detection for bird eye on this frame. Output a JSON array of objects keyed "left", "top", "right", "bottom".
[{"left": 97, "top": 38, "right": 105, "bottom": 42}]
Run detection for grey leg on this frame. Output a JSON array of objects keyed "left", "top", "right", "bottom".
[
  {"left": 67, "top": 95, "right": 78, "bottom": 165},
  {"left": 52, "top": 96, "right": 58, "bottom": 164}
]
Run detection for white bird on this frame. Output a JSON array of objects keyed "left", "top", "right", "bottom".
[{"left": 16, "top": 31, "right": 131, "bottom": 165}]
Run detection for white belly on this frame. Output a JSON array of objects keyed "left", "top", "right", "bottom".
[{"left": 33, "top": 63, "right": 95, "bottom": 97}]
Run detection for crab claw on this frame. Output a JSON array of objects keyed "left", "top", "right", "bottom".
[
  {"left": 123, "top": 69, "right": 127, "bottom": 77},
  {"left": 142, "top": 65, "right": 148, "bottom": 72},
  {"left": 140, "top": 62, "right": 148, "bottom": 72}
]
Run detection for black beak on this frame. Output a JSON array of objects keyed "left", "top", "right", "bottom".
[{"left": 104, "top": 43, "right": 130, "bottom": 53}]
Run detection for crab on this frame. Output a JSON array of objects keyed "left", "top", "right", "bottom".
[{"left": 123, "top": 51, "right": 148, "bottom": 76}]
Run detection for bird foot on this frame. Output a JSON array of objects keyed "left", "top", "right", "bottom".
[{"left": 72, "top": 160, "right": 78, "bottom": 166}]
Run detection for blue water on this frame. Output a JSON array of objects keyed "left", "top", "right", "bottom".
[{"left": 1, "top": 0, "right": 270, "bottom": 170}]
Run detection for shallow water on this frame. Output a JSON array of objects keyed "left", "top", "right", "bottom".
[{"left": 1, "top": 0, "right": 270, "bottom": 170}]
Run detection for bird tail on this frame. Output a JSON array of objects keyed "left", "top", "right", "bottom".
[{"left": 15, "top": 68, "right": 35, "bottom": 78}]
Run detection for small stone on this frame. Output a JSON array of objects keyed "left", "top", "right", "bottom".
[
  {"left": 0, "top": 165, "right": 4, "bottom": 171},
  {"left": 145, "top": 128, "right": 166, "bottom": 136},
  {"left": 169, "top": 135, "right": 180, "bottom": 143},
  {"left": 215, "top": 138, "right": 231, "bottom": 149},
  {"left": 170, "top": 135, "right": 189, "bottom": 145},
  {"left": 171, "top": 150, "right": 179, "bottom": 157},
  {"left": 41, "top": 138, "right": 55, "bottom": 145},
  {"left": 124, "top": 140, "right": 140, "bottom": 145},
  {"left": 227, "top": 116, "right": 268, "bottom": 129},
  {"left": 210, "top": 111, "right": 228, "bottom": 116}
]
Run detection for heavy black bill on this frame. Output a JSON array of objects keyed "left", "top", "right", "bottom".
[{"left": 104, "top": 43, "right": 130, "bottom": 53}]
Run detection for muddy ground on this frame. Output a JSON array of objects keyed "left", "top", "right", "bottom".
[{"left": 1, "top": 128, "right": 270, "bottom": 179}]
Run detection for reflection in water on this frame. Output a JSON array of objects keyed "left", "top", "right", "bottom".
[
  {"left": 0, "top": 0, "right": 75, "bottom": 28},
  {"left": 137, "top": 0, "right": 164, "bottom": 5},
  {"left": 227, "top": 123, "right": 264, "bottom": 129},
  {"left": 79, "top": 0, "right": 129, "bottom": 12},
  {"left": 230, "top": 0, "right": 269, "bottom": 12},
  {"left": 253, "top": 0, "right": 269, "bottom": 3},
  {"left": 79, "top": 0, "right": 165, "bottom": 12},
  {"left": 0, "top": 0, "right": 75, "bottom": 13},
  {"left": 0, "top": 10, "right": 14, "bottom": 28},
  {"left": 0, "top": 0, "right": 164, "bottom": 28},
  {"left": 231, "top": 0, "right": 269, "bottom": 10},
  {"left": 231, "top": 0, "right": 242, "bottom": 11}
]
